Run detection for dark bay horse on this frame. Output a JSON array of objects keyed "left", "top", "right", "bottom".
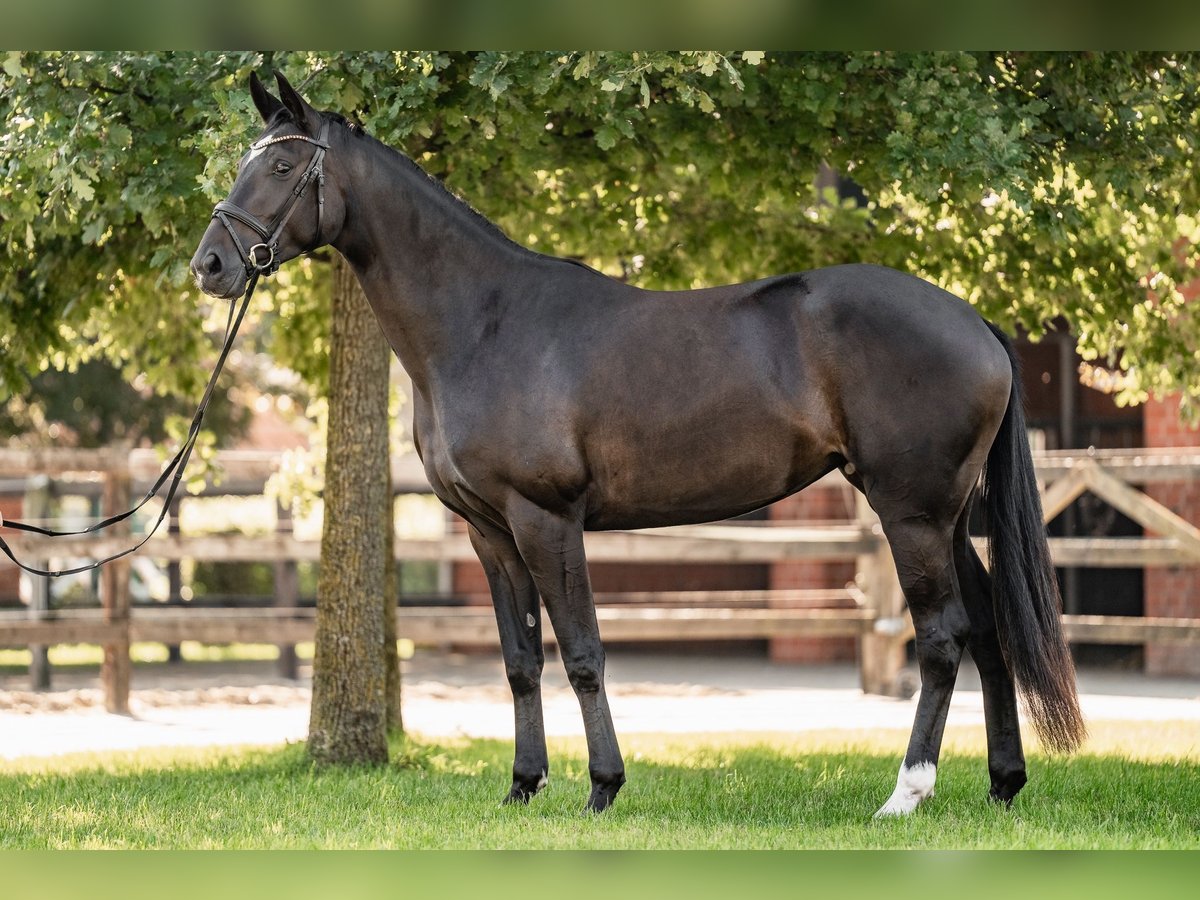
[{"left": 191, "top": 73, "right": 1085, "bottom": 816}]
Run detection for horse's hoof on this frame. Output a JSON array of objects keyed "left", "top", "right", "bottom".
[
  {"left": 987, "top": 773, "right": 1027, "bottom": 807},
  {"left": 583, "top": 793, "right": 612, "bottom": 814},
  {"left": 503, "top": 789, "right": 531, "bottom": 805},
  {"left": 584, "top": 777, "right": 625, "bottom": 813},
  {"left": 987, "top": 767, "right": 1026, "bottom": 807},
  {"left": 503, "top": 769, "right": 548, "bottom": 805},
  {"left": 874, "top": 762, "right": 936, "bottom": 818}
]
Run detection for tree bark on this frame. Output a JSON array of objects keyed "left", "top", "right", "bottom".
[{"left": 308, "top": 254, "right": 393, "bottom": 765}]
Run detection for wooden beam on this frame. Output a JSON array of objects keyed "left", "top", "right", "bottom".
[
  {"left": 23, "top": 475, "right": 52, "bottom": 690},
  {"left": 1039, "top": 465, "right": 1090, "bottom": 524},
  {"left": 1078, "top": 461, "right": 1200, "bottom": 563},
  {"left": 0, "top": 615, "right": 126, "bottom": 644},
  {"left": 0, "top": 447, "right": 130, "bottom": 477},
  {"left": 8, "top": 608, "right": 1200, "bottom": 651},
  {"left": 99, "top": 472, "right": 132, "bottom": 714},
  {"left": 1062, "top": 614, "right": 1200, "bottom": 644},
  {"left": 7, "top": 446, "right": 1200, "bottom": 490},
  {"left": 1034, "top": 449, "right": 1200, "bottom": 483},
  {"left": 1047, "top": 537, "right": 1186, "bottom": 567},
  {"left": 595, "top": 607, "right": 875, "bottom": 641},
  {"left": 2, "top": 605, "right": 877, "bottom": 648},
  {"left": 855, "top": 494, "right": 910, "bottom": 697},
  {"left": 0, "top": 448, "right": 430, "bottom": 493},
  {"left": 972, "top": 536, "right": 1186, "bottom": 568},
  {"left": 593, "top": 588, "right": 853, "bottom": 607},
  {"left": 1, "top": 524, "right": 873, "bottom": 565}
]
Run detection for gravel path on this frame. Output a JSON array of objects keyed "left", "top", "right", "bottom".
[{"left": 2, "top": 651, "right": 1197, "bottom": 760}]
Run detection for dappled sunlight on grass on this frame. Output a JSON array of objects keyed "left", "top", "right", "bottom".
[{"left": 1, "top": 723, "right": 1197, "bottom": 848}]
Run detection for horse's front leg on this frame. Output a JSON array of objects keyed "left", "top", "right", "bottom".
[
  {"left": 467, "top": 520, "right": 549, "bottom": 804},
  {"left": 506, "top": 496, "right": 626, "bottom": 813}
]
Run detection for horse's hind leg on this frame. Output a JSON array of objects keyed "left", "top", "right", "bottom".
[
  {"left": 874, "top": 517, "right": 971, "bottom": 817},
  {"left": 953, "top": 507, "right": 1028, "bottom": 804},
  {"left": 467, "top": 521, "right": 550, "bottom": 804}
]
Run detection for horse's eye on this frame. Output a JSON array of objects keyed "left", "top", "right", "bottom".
[{"left": 273, "top": 161, "right": 292, "bottom": 175}]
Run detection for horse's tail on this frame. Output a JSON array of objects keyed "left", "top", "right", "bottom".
[{"left": 981, "top": 322, "right": 1086, "bottom": 753}]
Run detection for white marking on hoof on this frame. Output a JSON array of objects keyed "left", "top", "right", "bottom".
[
  {"left": 536, "top": 770, "right": 548, "bottom": 790},
  {"left": 526, "top": 613, "right": 536, "bottom": 628},
  {"left": 874, "top": 761, "right": 937, "bottom": 818}
]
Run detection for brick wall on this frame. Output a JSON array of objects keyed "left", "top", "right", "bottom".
[
  {"left": 1143, "top": 394, "right": 1200, "bottom": 676},
  {"left": 766, "top": 484, "right": 858, "bottom": 663},
  {"left": 0, "top": 495, "right": 22, "bottom": 602}
]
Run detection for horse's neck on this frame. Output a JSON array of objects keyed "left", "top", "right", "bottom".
[{"left": 332, "top": 139, "right": 530, "bottom": 394}]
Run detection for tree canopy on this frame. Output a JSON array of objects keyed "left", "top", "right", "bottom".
[{"left": 3, "top": 51, "right": 1199, "bottom": 415}]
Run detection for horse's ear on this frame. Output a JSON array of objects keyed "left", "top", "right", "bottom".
[
  {"left": 274, "top": 70, "right": 317, "bottom": 132},
  {"left": 249, "top": 71, "right": 284, "bottom": 123}
]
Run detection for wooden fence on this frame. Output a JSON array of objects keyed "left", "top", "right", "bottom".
[{"left": 2, "top": 446, "right": 1199, "bottom": 712}]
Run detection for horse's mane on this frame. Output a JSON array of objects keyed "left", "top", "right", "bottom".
[{"left": 307, "top": 109, "right": 538, "bottom": 258}]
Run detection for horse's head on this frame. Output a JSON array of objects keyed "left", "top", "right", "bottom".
[{"left": 191, "top": 72, "right": 343, "bottom": 299}]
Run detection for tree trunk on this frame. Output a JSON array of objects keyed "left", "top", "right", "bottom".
[{"left": 308, "top": 254, "right": 393, "bottom": 765}]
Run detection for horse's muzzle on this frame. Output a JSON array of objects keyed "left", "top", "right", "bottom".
[{"left": 189, "top": 244, "right": 247, "bottom": 300}]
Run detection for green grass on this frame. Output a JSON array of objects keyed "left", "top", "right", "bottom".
[{"left": 2, "top": 722, "right": 1198, "bottom": 848}]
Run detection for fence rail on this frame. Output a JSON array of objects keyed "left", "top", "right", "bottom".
[{"left": 3, "top": 446, "right": 1200, "bottom": 710}]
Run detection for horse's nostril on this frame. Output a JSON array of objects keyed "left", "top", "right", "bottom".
[{"left": 204, "top": 252, "right": 223, "bottom": 276}]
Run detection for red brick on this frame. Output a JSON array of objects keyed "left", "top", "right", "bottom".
[
  {"left": 1143, "top": 393, "right": 1200, "bottom": 676},
  {"left": 767, "top": 484, "right": 858, "bottom": 663}
]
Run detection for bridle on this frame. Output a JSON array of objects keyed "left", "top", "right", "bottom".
[
  {"left": 0, "top": 121, "right": 332, "bottom": 578},
  {"left": 211, "top": 119, "right": 330, "bottom": 277}
]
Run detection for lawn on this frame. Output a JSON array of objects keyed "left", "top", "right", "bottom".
[{"left": 2, "top": 720, "right": 1197, "bottom": 849}]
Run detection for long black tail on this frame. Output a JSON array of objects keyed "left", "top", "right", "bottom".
[{"left": 981, "top": 323, "right": 1086, "bottom": 753}]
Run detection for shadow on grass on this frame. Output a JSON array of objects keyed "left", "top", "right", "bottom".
[{"left": 3, "top": 735, "right": 1198, "bottom": 848}]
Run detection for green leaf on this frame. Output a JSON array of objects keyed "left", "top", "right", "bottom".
[
  {"left": 3, "top": 51, "right": 23, "bottom": 78},
  {"left": 595, "top": 125, "right": 619, "bottom": 150},
  {"left": 81, "top": 217, "right": 107, "bottom": 245},
  {"left": 69, "top": 173, "right": 95, "bottom": 202},
  {"left": 572, "top": 53, "right": 595, "bottom": 80}
]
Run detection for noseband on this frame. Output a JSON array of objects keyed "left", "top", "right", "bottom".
[{"left": 211, "top": 120, "right": 331, "bottom": 276}]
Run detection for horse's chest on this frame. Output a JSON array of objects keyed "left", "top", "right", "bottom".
[
  {"left": 414, "top": 417, "right": 474, "bottom": 500},
  {"left": 412, "top": 404, "right": 506, "bottom": 512},
  {"left": 413, "top": 397, "right": 586, "bottom": 521}
]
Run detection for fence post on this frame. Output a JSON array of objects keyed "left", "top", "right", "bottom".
[
  {"left": 99, "top": 469, "right": 132, "bottom": 714},
  {"left": 855, "top": 493, "right": 909, "bottom": 696},
  {"left": 274, "top": 499, "right": 299, "bottom": 679},
  {"left": 166, "top": 495, "right": 183, "bottom": 664},
  {"left": 23, "top": 475, "right": 52, "bottom": 690}
]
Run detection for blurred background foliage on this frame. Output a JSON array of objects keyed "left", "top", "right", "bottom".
[{"left": 3, "top": 50, "right": 1199, "bottom": 439}]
